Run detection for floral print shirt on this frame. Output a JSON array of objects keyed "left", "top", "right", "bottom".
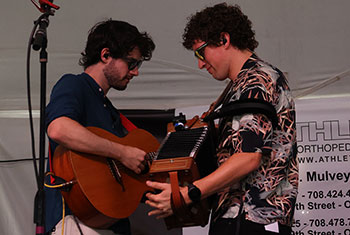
[{"left": 212, "top": 54, "right": 298, "bottom": 226}]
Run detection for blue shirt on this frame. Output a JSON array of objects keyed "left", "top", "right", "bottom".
[{"left": 45, "top": 72, "right": 128, "bottom": 232}]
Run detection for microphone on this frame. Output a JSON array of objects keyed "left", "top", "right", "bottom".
[
  {"left": 31, "top": 0, "right": 60, "bottom": 51},
  {"left": 32, "top": 17, "right": 49, "bottom": 51}
]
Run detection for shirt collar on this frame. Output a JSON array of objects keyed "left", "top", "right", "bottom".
[{"left": 81, "top": 72, "right": 105, "bottom": 98}]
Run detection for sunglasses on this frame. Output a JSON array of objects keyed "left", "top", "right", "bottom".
[
  {"left": 123, "top": 57, "right": 143, "bottom": 71},
  {"left": 194, "top": 42, "right": 209, "bottom": 61}
]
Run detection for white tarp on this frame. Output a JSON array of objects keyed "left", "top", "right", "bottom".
[{"left": 0, "top": 0, "right": 349, "bottom": 112}]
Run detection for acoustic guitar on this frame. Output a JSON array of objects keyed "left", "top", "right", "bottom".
[{"left": 52, "top": 126, "right": 160, "bottom": 229}]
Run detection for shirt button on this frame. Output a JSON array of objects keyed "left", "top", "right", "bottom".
[
  {"left": 104, "top": 104, "right": 107, "bottom": 108},
  {"left": 99, "top": 88, "right": 102, "bottom": 92}
]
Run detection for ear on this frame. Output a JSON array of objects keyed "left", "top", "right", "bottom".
[
  {"left": 222, "top": 37, "right": 227, "bottom": 45},
  {"left": 101, "top": 48, "right": 110, "bottom": 63},
  {"left": 220, "top": 32, "right": 230, "bottom": 48}
]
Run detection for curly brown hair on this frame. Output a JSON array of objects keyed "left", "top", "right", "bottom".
[
  {"left": 182, "top": 3, "right": 258, "bottom": 51},
  {"left": 79, "top": 19, "right": 155, "bottom": 70}
]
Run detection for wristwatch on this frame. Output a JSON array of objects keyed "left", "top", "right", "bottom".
[{"left": 187, "top": 183, "right": 201, "bottom": 203}]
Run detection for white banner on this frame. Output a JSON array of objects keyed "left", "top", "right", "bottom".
[{"left": 293, "top": 97, "right": 350, "bottom": 235}]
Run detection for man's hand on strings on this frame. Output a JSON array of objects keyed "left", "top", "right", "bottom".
[{"left": 119, "top": 145, "right": 146, "bottom": 174}]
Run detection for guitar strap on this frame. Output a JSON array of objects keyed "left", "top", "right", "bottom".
[
  {"left": 169, "top": 171, "right": 192, "bottom": 221},
  {"left": 203, "top": 99, "right": 278, "bottom": 129},
  {"left": 119, "top": 113, "right": 137, "bottom": 132}
]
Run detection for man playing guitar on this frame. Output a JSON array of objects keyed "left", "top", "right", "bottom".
[{"left": 45, "top": 19, "right": 155, "bottom": 235}]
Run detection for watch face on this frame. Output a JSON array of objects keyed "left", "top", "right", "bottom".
[
  {"left": 190, "top": 187, "right": 200, "bottom": 197},
  {"left": 188, "top": 184, "right": 201, "bottom": 202}
]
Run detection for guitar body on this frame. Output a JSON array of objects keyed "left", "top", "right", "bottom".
[{"left": 52, "top": 126, "right": 160, "bottom": 228}]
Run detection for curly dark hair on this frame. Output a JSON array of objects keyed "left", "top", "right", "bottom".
[
  {"left": 182, "top": 3, "right": 258, "bottom": 51},
  {"left": 79, "top": 19, "right": 155, "bottom": 69}
]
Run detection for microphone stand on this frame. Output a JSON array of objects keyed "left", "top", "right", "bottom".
[
  {"left": 32, "top": 12, "right": 49, "bottom": 235},
  {"left": 31, "top": 2, "right": 59, "bottom": 234}
]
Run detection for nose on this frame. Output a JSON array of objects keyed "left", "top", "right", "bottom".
[
  {"left": 197, "top": 59, "right": 206, "bottom": 69},
  {"left": 129, "top": 67, "right": 139, "bottom": 76}
]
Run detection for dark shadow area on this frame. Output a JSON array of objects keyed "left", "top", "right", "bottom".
[{"left": 121, "top": 109, "right": 175, "bottom": 142}]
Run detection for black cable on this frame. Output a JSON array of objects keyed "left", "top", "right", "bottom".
[
  {"left": 26, "top": 13, "right": 50, "bottom": 189},
  {"left": 0, "top": 157, "right": 48, "bottom": 164},
  {"left": 73, "top": 215, "right": 84, "bottom": 235}
]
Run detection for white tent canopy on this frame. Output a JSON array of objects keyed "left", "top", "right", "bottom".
[
  {"left": 1, "top": 0, "right": 349, "bottom": 112},
  {"left": 1, "top": 1, "right": 350, "bottom": 234}
]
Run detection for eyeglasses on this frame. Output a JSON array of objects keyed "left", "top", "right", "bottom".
[
  {"left": 123, "top": 57, "right": 143, "bottom": 71},
  {"left": 194, "top": 42, "right": 209, "bottom": 61}
]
